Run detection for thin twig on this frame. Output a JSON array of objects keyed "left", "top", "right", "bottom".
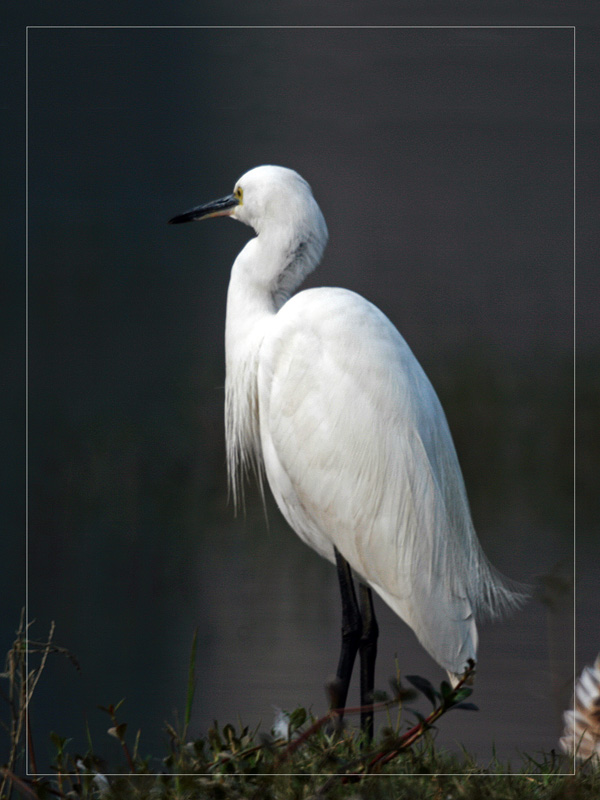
[
  {"left": 0, "top": 768, "right": 40, "bottom": 800},
  {"left": 368, "top": 667, "right": 475, "bottom": 772},
  {"left": 26, "top": 709, "right": 38, "bottom": 779},
  {"left": 2, "top": 611, "right": 27, "bottom": 798},
  {"left": 26, "top": 620, "right": 56, "bottom": 704},
  {"left": 284, "top": 663, "right": 476, "bottom": 782}
]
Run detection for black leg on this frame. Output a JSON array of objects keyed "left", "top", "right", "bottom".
[
  {"left": 330, "top": 547, "right": 361, "bottom": 725},
  {"left": 358, "top": 582, "right": 379, "bottom": 740}
]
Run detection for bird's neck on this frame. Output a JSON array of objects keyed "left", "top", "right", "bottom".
[
  {"left": 225, "top": 229, "right": 317, "bottom": 363},
  {"left": 223, "top": 236, "right": 278, "bottom": 510},
  {"left": 223, "top": 227, "right": 325, "bottom": 507},
  {"left": 224, "top": 238, "right": 279, "bottom": 393}
]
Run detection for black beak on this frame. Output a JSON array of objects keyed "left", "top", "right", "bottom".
[{"left": 168, "top": 194, "right": 239, "bottom": 224}]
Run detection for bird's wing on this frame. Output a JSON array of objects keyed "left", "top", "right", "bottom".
[{"left": 258, "top": 287, "right": 481, "bottom": 674}]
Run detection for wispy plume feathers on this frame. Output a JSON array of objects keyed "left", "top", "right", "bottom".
[{"left": 560, "top": 653, "right": 600, "bottom": 761}]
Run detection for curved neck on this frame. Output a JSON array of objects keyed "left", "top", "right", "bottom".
[
  {"left": 225, "top": 237, "right": 277, "bottom": 359},
  {"left": 222, "top": 209, "right": 327, "bottom": 507},
  {"left": 223, "top": 238, "right": 276, "bottom": 509}
]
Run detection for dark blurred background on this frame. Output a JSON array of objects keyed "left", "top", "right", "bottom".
[{"left": 3, "top": 2, "right": 599, "bottom": 774}]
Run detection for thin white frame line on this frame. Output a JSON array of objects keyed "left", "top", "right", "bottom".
[
  {"left": 572, "top": 25, "right": 577, "bottom": 777},
  {"left": 25, "top": 24, "right": 575, "bottom": 29},
  {"left": 25, "top": 23, "right": 30, "bottom": 780},
  {"left": 24, "top": 24, "right": 577, "bottom": 780}
]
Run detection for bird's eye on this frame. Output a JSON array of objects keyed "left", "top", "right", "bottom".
[{"left": 234, "top": 186, "right": 243, "bottom": 202}]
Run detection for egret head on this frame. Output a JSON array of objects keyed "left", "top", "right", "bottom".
[
  {"left": 169, "top": 165, "right": 328, "bottom": 305},
  {"left": 169, "top": 165, "right": 327, "bottom": 242}
]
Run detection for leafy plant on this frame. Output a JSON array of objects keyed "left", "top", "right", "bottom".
[{"left": 3, "top": 618, "right": 599, "bottom": 800}]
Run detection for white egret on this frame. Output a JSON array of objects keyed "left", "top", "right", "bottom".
[{"left": 169, "top": 165, "right": 527, "bottom": 736}]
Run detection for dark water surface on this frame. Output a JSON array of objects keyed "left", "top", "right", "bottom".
[
  {"left": 12, "top": 26, "right": 593, "bottom": 772},
  {"left": 26, "top": 489, "right": 579, "bottom": 772}
]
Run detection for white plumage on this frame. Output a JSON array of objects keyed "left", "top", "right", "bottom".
[
  {"left": 170, "top": 165, "right": 526, "bottom": 691},
  {"left": 560, "top": 654, "right": 600, "bottom": 761}
]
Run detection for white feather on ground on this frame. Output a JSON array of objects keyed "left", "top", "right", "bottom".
[{"left": 560, "top": 653, "right": 600, "bottom": 761}]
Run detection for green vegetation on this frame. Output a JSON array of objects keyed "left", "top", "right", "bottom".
[{"left": 2, "top": 616, "right": 598, "bottom": 800}]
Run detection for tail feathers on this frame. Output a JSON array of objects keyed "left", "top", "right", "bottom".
[
  {"left": 560, "top": 653, "right": 600, "bottom": 761},
  {"left": 469, "top": 553, "right": 531, "bottom": 623}
]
